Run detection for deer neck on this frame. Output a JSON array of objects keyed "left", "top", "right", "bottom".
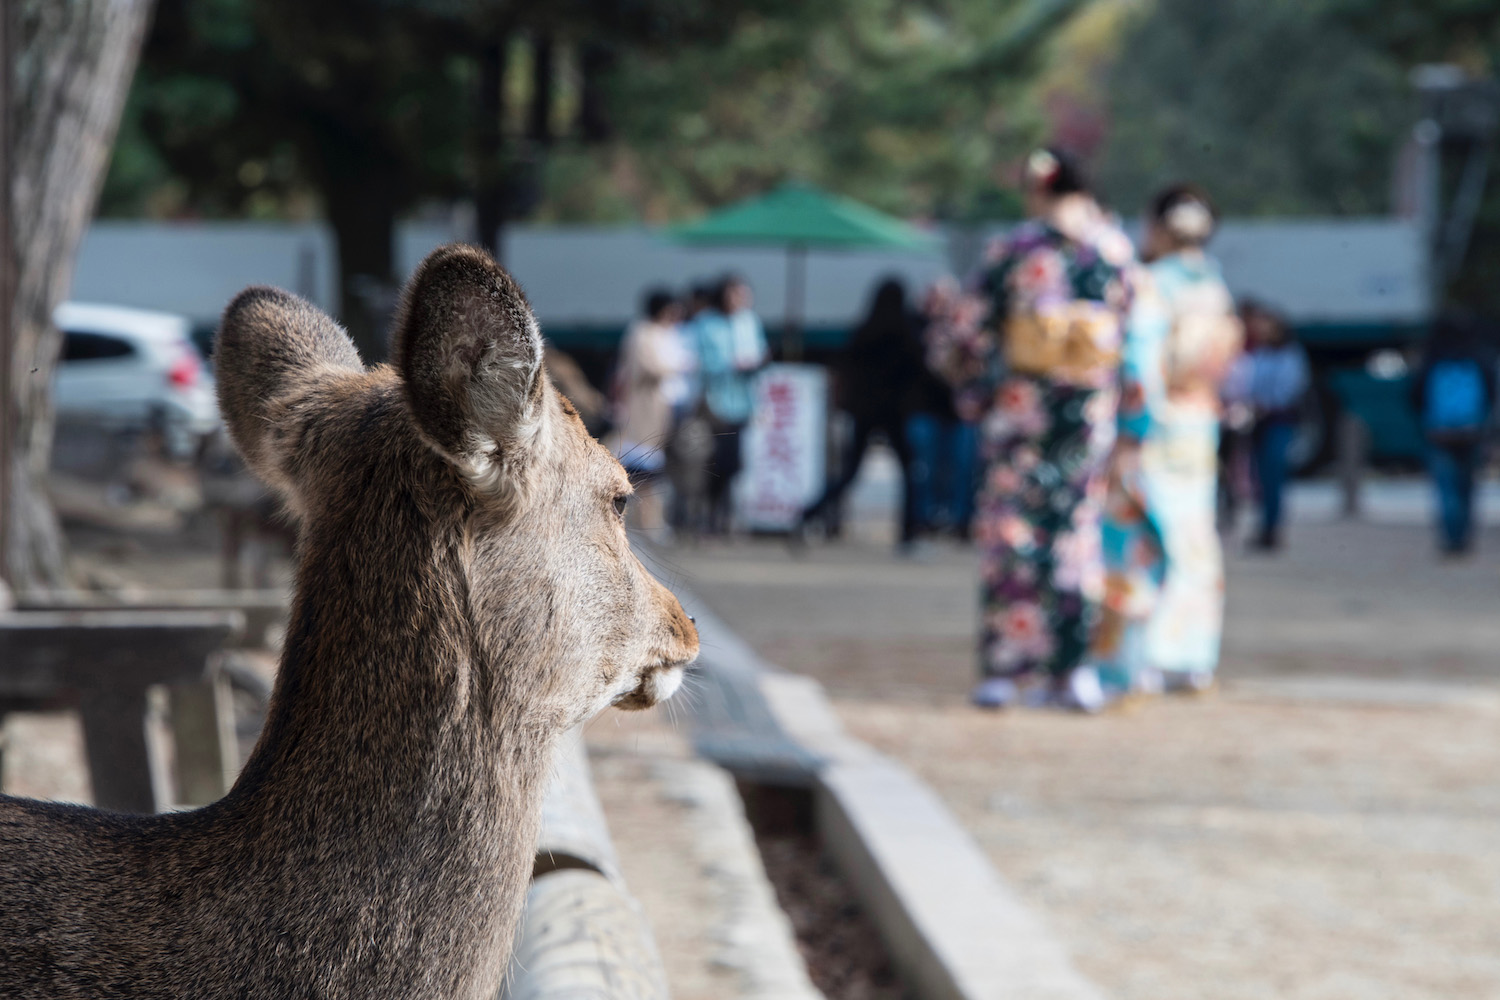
[{"left": 225, "top": 517, "right": 561, "bottom": 906}]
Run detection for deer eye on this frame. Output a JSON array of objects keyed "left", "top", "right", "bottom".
[{"left": 612, "top": 494, "right": 629, "bottom": 519}]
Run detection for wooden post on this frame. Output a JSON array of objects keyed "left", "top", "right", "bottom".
[
  {"left": 77, "top": 686, "right": 160, "bottom": 813},
  {"left": 784, "top": 243, "right": 807, "bottom": 361},
  {"left": 170, "top": 667, "right": 240, "bottom": 807},
  {"left": 1337, "top": 411, "right": 1368, "bottom": 520},
  {"left": 0, "top": 609, "right": 241, "bottom": 812}
]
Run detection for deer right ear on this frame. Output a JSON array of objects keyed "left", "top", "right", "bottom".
[
  {"left": 390, "top": 244, "right": 546, "bottom": 486},
  {"left": 215, "top": 286, "right": 365, "bottom": 498}
]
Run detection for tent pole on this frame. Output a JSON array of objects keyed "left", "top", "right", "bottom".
[{"left": 785, "top": 243, "right": 806, "bottom": 361}]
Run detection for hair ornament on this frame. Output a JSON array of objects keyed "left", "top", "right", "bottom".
[
  {"left": 1164, "top": 199, "right": 1214, "bottom": 243},
  {"left": 1026, "top": 149, "right": 1061, "bottom": 187}
]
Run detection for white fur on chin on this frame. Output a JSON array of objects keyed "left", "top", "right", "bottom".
[{"left": 646, "top": 664, "right": 685, "bottom": 704}]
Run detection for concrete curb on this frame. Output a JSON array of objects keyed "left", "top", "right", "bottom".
[
  {"left": 686, "top": 601, "right": 1107, "bottom": 1000},
  {"left": 502, "top": 734, "right": 670, "bottom": 1000},
  {"left": 652, "top": 756, "right": 824, "bottom": 1000}
]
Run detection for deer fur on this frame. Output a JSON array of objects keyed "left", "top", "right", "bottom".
[{"left": 0, "top": 244, "right": 699, "bottom": 999}]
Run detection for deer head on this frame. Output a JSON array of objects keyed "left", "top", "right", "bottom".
[{"left": 215, "top": 244, "right": 698, "bottom": 736}]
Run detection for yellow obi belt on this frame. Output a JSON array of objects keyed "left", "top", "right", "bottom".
[{"left": 1003, "top": 302, "right": 1122, "bottom": 386}]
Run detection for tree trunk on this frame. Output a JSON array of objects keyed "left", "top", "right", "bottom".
[
  {"left": 527, "top": 34, "right": 554, "bottom": 147},
  {"left": 320, "top": 143, "right": 399, "bottom": 363},
  {"left": 578, "top": 44, "right": 614, "bottom": 143},
  {"left": 475, "top": 37, "right": 506, "bottom": 261},
  {"left": 3, "top": 0, "right": 155, "bottom": 593}
]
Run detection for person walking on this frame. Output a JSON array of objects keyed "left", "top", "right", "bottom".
[
  {"left": 800, "top": 278, "right": 925, "bottom": 546},
  {"left": 1411, "top": 311, "right": 1495, "bottom": 556},
  {"left": 693, "top": 275, "right": 769, "bottom": 534},
  {"left": 666, "top": 283, "right": 718, "bottom": 539},
  {"left": 959, "top": 148, "right": 1134, "bottom": 712},
  {"left": 910, "top": 279, "right": 982, "bottom": 539},
  {"left": 1242, "top": 303, "right": 1309, "bottom": 551},
  {"left": 610, "top": 287, "right": 695, "bottom": 539},
  {"left": 1088, "top": 184, "right": 1243, "bottom": 697}
]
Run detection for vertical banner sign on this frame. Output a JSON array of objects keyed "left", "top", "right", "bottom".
[{"left": 737, "top": 363, "right": 827, "bottom": 531}]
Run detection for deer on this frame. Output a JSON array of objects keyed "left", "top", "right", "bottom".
[{"left": 0, "top": 243, "right": 700, "bottom": 999}]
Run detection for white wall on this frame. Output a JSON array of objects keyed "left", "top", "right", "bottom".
[
  {"left": 70, "top": 217, "right": 1429, "bottom": 330},
  {"left": 71, "top": 221, "right": 337, "bottom": 322}
]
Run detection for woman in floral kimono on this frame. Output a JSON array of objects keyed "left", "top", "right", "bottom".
[
  {"left": 961, "top": 149, "right": 1134, "bottom": 711},
  {"left": 1088, "top": 185, "right": 1242, "bottom": 696}
]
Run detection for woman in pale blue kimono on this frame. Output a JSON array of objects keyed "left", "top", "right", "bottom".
[{"left": 1088, "top": 185, "right": 1242, "bottom": 697}]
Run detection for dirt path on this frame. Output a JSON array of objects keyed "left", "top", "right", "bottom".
[
  {"left": 665, "top": 521, "right": 1500, "bottom": 1000},
  {"left": 845, "top": 695, "right": 1500, "bottom": 1000}
]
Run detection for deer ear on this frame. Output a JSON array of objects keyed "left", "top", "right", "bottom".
[
  {"left": 391, "top": 244, "right": 546, "bottom": 480},
  {"left": 216, "top": 287, "right": 364, "bottom": 496}
]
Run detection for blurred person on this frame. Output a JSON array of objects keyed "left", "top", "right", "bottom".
[
  {"left": 609, "top": 287, "right": 695, "bottom": 539},
  {"left": 667, "top": 283, "right": 718, "bottom": 537},
  {"left": 1410, "top": 310, "right": 1496, "bottom": 556},
  {"left": 913, "top": 278, "right": 983, "bottom": 537},
  {"left": 544, "top": 344, "right": 610, "bottom": 438},
  {"left": 1242, "top": 302, "right": 1309, "bottom": 551},
  {"left": 694, "top": 274, "right": 769, "bottom": 533},
  {"left": 1088, "top": 184, "right": 1243, "bottom": 698},
  {"left": 799, "top": 277, "right": 924, "bottom": 546},
  {"left": 956, "top": 148, "right": 1135, "bottom": 712},
  {"left": 1217, "top": 341, "right": 1257, "bottom": 531}
]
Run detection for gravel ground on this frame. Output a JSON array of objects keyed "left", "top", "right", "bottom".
[
  {"left": 666, "top": 518, "right": 1500, "bottom": 1000},
  {"left": 584, "top": 709, "right": 824, "bottom": 1000},
  {"left": 1, "top": 712, "right": 92, "bottom": 804},
  {"left": 748, "top": 830, "right": 904, "bottom": 1000},
  {"left": 844, "top": 695, "right": 1500, "bottom": 1000},
  {"left": 586, "top": 708, "right": 897, "bottom": 1000},
  {"left": 21, "top": 499, "right": 1500, "bottom": 999}
]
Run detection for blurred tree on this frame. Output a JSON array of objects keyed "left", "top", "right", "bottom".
[
  {"left": 539, "top": 0, "right": 1088, "bottom": 223},
  {"left": 4, "top": 0, "right": 155, "bottom": 591},
  {"left": 1329, "top": 0, "right": 1500, "bottom": 73},
  {"left": 1328, "top": 0, "right": 1500, "bottom": 314},
  {"left": 1093, "top": 0, "right": 1410, "bottom": 218},
  {"left": 101, "top": 0, "right": 812, "bottom": 358},
  {"left": 106, "top": 0, "right": 490, "bottom": 357},
  {"left": 101, "top": 0, "right": 1089, "bottom": 330}
]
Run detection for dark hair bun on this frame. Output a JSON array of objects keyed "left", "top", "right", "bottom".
[{"left": 1024, "top": 148, "right": 1088, "bottom": 196}]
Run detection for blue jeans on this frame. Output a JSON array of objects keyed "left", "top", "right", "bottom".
[
  {"left": 904, "top": 414, "right": 978, "bottom": 534},
  {"left": 1427, "top": 441, "right": 1480, "bottom": 552},
  {"left": 1253, "top": 419, "right": 1296, "bottom": 538}
]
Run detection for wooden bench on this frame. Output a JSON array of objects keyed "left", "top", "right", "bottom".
[{"left": 0, "top": 607, "right": 243, "bottom": 813}]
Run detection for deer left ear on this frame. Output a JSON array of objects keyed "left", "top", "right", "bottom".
[
  {"left": 215, "top": 286, "right": 365, "bottom": 500},
  {"left": 391, "top": 244, "right": 547, "bottom": 482}
]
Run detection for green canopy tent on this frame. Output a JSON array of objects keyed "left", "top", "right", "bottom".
[{"left": 667, "top": 182, "right": 939, "bottom": 358}]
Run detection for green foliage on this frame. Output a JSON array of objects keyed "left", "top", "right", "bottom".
[
  {"left": 100, "top": 0, "right": 484, "bottom": 220},
  {"left": 100, "top": 0, "right": 1079, "bottom": 226},
  {"left": 1094, "top": 0, "right": 1412, "bottom": 218},
  {"left": 1325, "top": 0, "right": 1500, "bottom": 314},
  {"left": 548, "top": 0, "right": 1071, "bottom": 222},
  {"left": 1328, "top": 0, "right": 1500, "bottom": 72}
]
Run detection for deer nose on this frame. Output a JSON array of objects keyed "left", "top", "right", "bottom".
[{"left": 688, "top": 616, "right": 697, "bottom": 624}]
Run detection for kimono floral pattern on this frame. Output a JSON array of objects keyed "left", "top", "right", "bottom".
[
  {"left": 923, "top": 293, "right": 992, "bottom": 422},
  {"left": 1092, "top": 253, "right": 1236, "bottom": 686},
  {"left": 972, "top": 218, "right": 1132, "bottom": 680}
]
